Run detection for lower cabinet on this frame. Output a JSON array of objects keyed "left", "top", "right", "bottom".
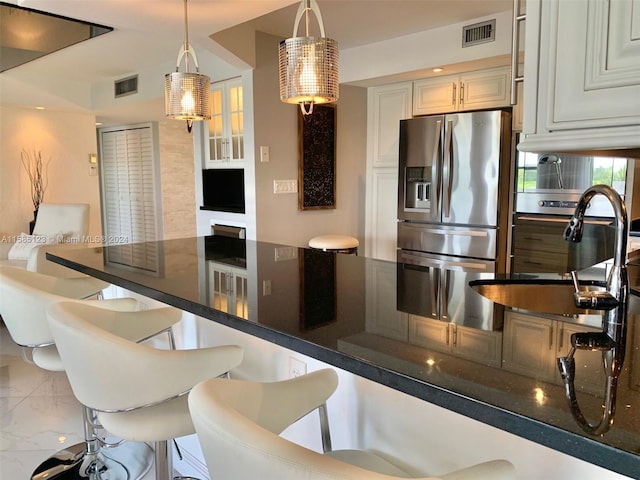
[
  {"left": 502, "top": 311, "right": 606, "bottom": 395},
  {"left": 408, "top": 314, "right": 503, "bottom": 367}
]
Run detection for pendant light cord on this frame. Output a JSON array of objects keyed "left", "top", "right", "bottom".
[{"left": 183, "top": 0, "right": 190, "bottom": 73}]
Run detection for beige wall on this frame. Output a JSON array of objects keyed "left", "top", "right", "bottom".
[
  {"left": 0, "top": 105, "right": 102, "bottom": 237},
  {"left": 158, "top": 119, "right": 197, "bottom": 239},
  {"left": 0, "top": 103, "right": 197, "bottom": 243},
  {"left": 252, "top": 31, "right": 367, "bottom": 248}
]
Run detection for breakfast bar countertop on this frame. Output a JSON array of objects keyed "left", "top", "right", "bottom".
[{"left": 47, "top": 235, "right": 640, "bottom": 478}]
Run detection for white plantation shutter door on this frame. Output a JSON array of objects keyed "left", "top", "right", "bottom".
[{"left": 99, "top": 124, "right": 161, "bottom": 272}]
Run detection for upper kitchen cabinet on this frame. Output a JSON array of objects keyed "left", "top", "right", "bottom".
[
  {"left": 412, "top": 66, "right": 511, "bottom": 116},
  {"left": 365, "top": 82, "right": 413, "bottom": 260},
  {"left": 370, "top": 82, "right": 413, "bottom": 168},
  {"left": 202, "top": 78, "right": 244, "bottom": 167},
  {"left": 519, "top": 0, "right": 640, "bottom": 152}
]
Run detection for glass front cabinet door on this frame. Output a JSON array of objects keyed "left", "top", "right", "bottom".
[{"left": 204, "top": 77, "right": 244, "bottom": 167}]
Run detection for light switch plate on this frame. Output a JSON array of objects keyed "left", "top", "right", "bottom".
[
  {"left": 274, "top": 246, "right": 298, "bottom": 261},
  {"left": 260, "top": 146, "right": 270, "bottom": 163}
]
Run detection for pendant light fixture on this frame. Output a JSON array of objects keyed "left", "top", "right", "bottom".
[
  {"left": 164, "top": 0, "right": 210, "bottom": 132},
  {"left": 278, "top": 0, "right": 338, "bottom": 115}
]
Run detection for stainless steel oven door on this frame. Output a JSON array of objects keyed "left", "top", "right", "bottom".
[
  {"left": 397, "top": 250, "right": 500, "bottom": 330},
  {"left": 515, "top": 191, "right": 621, "bottom": 217},
  {"left": 514, "top": 140, "right": 627, "bottom": 217}
]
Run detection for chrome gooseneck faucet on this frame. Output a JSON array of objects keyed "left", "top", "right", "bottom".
[{"left": 559, "top": 184, "right": 628, "bottom": 435}]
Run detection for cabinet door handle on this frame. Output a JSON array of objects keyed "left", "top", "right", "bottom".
[
  {"left": 520, "top": 260, "right": 544, "bottom": 266},
  {"left": 452, "top": 325, "right": 458, "bottom": 347},
  {"left": 549, "top": 325, "right": 554, "bottom": 350},
  {"left": 452, "top": 83, "right": 457, "bottom": 105},
  {"left": 446, "top": 325, "right": 450, "bottom": 346},
  {"left": 460, "top": 84, "right": 464, "bottom": 104},
  {"left": 558, "top": 327, "right": 565, "bottom": 349}
]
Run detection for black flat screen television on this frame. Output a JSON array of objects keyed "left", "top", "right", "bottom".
[{"left": 201, "top": 169, "right": 245, "bottom": 214}]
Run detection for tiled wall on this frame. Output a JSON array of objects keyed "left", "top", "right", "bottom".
[{"left": 158, "top": 120, "right": 197, "bottom": 239}]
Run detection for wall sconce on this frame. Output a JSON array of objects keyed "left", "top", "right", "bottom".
[
  {"left": 164, "top": 0, "right": 211, "bottom": 132},
  {"left": 278, "top": 0, "right": 339, "bottom": 115}
]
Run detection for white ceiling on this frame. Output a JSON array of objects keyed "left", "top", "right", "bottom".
[{"left": 1, "top": 0, "right": 513, "bottom": 121}]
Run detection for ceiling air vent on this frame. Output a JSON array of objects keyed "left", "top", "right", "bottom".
[
  {"left": 114, "top": 75, "right": 138, "bottom": 98},
  {"left": 462, "top": 19, "right": 496, "bottom": 47}
]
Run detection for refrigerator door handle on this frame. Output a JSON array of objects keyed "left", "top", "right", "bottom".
[
  {"left": 420, "top": 228, "right": 488, "bottom": 238},
  {"left": 440, "top": 268, "right": 451, "bottom": 321},
  {"left": 443, "top": 119, "right": 454, "bottom": 218},
  {"left": 399, "top": 250, "right": 490, "bottom": 272},
  {"left": 431, "top": 267, "right": 440, "bottom": 319},
  {"left": 432, "top": 120, "right": 443, "bottom": 221}
]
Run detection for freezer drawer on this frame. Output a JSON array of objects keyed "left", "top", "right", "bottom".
[
  {"left": 397, "top": 222, "right": 498, "bottom": 260},
  {"left": 397, "top": 250, "right": 501, "bottom": 331}
]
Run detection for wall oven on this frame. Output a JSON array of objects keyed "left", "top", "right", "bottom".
[
  {"left": 514, "top": 150, "right": 628, "bottom": 217},
  {"left": 512, "top": 145, "right": 628, "bottom": 273}
]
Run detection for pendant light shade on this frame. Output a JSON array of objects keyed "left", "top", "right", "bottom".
[
  {"left": 164, "top": 0, "right": 211, "bottom": 132},
  {"left": 279, "top": 0, "right": 338, "bottom": 115}
]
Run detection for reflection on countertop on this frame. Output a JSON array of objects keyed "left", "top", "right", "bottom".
[{"left": 46, "top": 237, "right": 640, "bottom": 478}]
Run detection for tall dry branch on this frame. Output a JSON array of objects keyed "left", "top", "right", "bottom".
[{"left": 20, "top": 149, "right": 50, "bottom": 211}]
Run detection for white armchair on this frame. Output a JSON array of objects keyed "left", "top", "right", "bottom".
[{"left": 0, "top": 203, "right": 91, "bottom": 276}]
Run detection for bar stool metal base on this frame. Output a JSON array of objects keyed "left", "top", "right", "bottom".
[{"left": 31, "top": 441, "right": 154, "bottom": 480}]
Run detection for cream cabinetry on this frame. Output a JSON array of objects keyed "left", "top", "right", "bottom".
[
  {"left": 365, "top": 82, "right": 412, "bottom": 260},
  {"left": 202, "top": 78, "right": 244, "bottom": 167},
  {"left": 408, "top": 314, "right": 503, "bottom": 367},
  {"left": 519, "top": 0, "right": 640, "bottom": 152},
  {"left": 412, "top": 66, "right": 511, "bottom": 116},
  {"left": 370, "top": 83, "right": 413, "bottom": 168},
  {"left": 502, "top": 311, "right": 606, "bottom": 395}
]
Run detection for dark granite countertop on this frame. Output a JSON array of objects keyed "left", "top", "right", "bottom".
[{"left": 47, "top": 236, "right": 640, "bottom": 478}]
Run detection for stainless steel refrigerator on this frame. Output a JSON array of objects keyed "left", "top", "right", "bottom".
[{"left": 396, "top": 110, "right": 512, "bottom": 330}]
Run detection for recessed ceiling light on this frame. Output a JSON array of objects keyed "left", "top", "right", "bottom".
[
  {"left": 35, "top": 106, "right": 45, "bottom": 110},
  {"left": 432, "top": 68, "right": 443, "bottom": 73}
]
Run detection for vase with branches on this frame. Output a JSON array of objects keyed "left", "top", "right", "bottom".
[{"left": 21, "top": 149, "right": 50, "bottom": 231}]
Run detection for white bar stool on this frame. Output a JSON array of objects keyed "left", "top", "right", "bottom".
[
  {"left": 308, "top": 235, "right": 359, "bottom": 255},
  {"left": 0, "top": 266, "right": 180, "bottom": 480},
  {"left": 47, "top": 301, "right": 244, "bottom": 480},
  {"left": 188, "top": 368, "right": 517, "bottom": 480}
]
